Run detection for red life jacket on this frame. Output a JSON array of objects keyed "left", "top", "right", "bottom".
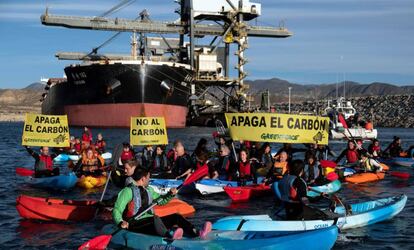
[
  {"left": 372, "top": 145, "right": 380, "bottom": 153},
  {"left": 346, "top": 149, "right": 359, "bottom": 163},
  {"left": 74, "top": 143, "right": 81, "bottom": 153},
  {"left": 39, "top": 155, "right": 53, "bottom": 171},
  {"left": 121, "top": 151, "right": 134, "bottom": 162},
  {"left": 238, "top": 161, "right": 251, "bottom": 178},
  {"left": 82, "top": 131, "right": 92, "bottom": 142},
  {"left": 95, "top": 140, "right": 105, "bottom": 150}
]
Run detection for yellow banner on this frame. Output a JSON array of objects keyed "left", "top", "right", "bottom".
[
  {"left": 130, "top": 117, "right": 168, "bottom": 146},
  {"left": 22, "top": 113, "right": 70, "bottom": 147},
  {"left": 225, "top": 113, "right": 330, "bottom": 145}
]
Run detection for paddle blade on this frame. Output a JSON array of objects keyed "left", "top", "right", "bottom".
[
  {"left": 338, "top": 113, "right": 348, "bottom": 129},
  {"left": 183, "top": 165, "right": 208, "bottom": 186},
  {"left": 390, "top": 171, "right": 410, "bottom": 179},
  {"left": 320, "top": 160, "right": 337, "bottom": 168},
  {"left": 78, "top": 235, "right": 112, "bottom": 250},
  {"left": 16, "top": 167, "right": 34, "bottom": 177}
]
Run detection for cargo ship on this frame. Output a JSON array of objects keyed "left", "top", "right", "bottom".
[{"left": 40, "top": 0, "right": 291, "bottom": 127}]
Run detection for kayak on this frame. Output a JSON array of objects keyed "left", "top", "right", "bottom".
[
  {"left": 224, "top": 184, "right": 272, "bottom": 202},
  {"left": 77, "top": 175, "right": 108, "bottom": 189},
  {"left": 213, "top": 194, "right": 407, "bottom": 231},
  {"left": 381, "top": 157, "right": 414, "bottom": 167},
  {"left": 68, "top": 152, "right": 112, "bottom": 162},
  {"left": 345, "top": 172, "right": 385, "bottom": 184},
  {"left": 53, "top": 154, "right": 69, "bottom": 162},
  {"left": 195, "top": 179, "right": 240, "bottom": 195},
  {"left": 103, "top": 224, "right": 338, "bottom": 250},
  {"left": 25, "top": 172, "right": 78, "bottom": 191},
  {"left": 272, "top": 180, "right": 341, "bottom": 199},
  {"left": 16, "top": 195, "right": 195, "bottom": 221}
]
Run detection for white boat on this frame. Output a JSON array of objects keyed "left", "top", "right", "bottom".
[{"left": 324, "top": 97, "right": 377, "bottom": 140}]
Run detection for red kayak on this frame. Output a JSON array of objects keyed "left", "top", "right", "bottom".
[
  {"left": 224, "top": 183, "right": 272, "bottom": 202},
  {"left": 16, "top": 195, "right": 195, "bottom": 222}
]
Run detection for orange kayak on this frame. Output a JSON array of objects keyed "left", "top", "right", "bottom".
[
  {"left": 345, "top": 172, "right": 385, "bottom": 184},
  {"left": 16, "top": 195, "right": 195, "bottom": 221}
]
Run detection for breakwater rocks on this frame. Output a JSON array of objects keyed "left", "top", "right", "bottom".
[{"left": 274, "top": 95, "right": 414, "bottom": 128}]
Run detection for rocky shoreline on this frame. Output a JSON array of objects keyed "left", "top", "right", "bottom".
[{"left": 274, "top": 94, "right": 414, "bottom": 128}]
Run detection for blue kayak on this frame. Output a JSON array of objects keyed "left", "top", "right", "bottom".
[
  {"left": 272, "top": 180, "right": 341, "bottom": 199},
  {"left": 53, "top": 154, "right": 69, "bottom": 162},
  {"left": 25, "top": 172, "right": 78, "bottom": 191},
  {"left": 213, "top": 194, "right": 407, "bottom": 231},
  {"left": 381, "top": 157, "right": 414, "bottom": 167},
  {"left": 103, "top": 224, "right": 338, "bottom": 250}
]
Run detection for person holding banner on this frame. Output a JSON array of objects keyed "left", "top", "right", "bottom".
[
  {"left": 24, "top": 146, "right": 60, "bottom": 178},
  {"left": 82, "top": 127, "right": 93, "bottom": 144}
]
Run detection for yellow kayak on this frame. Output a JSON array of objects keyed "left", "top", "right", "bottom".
[{"left": 77, "top": 175, "right": 107, "bottom": 189}]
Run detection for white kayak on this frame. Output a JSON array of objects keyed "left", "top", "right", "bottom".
[{"left": 213, "top": 194, "right": 407, "bottom": 231}]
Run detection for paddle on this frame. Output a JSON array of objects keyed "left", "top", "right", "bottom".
[
  {"left": 78, "top": 165, "right": 209, "bottom": 250},
  {"left": 308, "top": 187, "right": 352, "bottom": 216},
  {"left": 16, "top": 167, "right": 35, "bottom": 177}
]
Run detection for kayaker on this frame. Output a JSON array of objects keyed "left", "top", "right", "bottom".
[
  {"left": 236, "top": 149, "right": 256, "bottom": 185},
  {"left": 74, "top": 148, "right": 105, "bottom": 177},
  {"left": 73, "top": 137, "right": 81, "bottom": 154},
  {"left": 359, "top": 152, "right": 383, "bottom": 173},
  {"left": 141, "top": 145, "right": 154, "bottom": 170},
  {"left": 259, "top": 142, "right": 274, "bottom": 170},
  {"left": 113, "top": 167, "right": 212, "bottom": 240},
  {"left": 215, "top": 145, "right": 236, "bottom": 180},
  {"left": 335, "top": 140, "right": 359, "bottom": 165},
  {"left": 279, "top": 160, "right": 329, "bottom": 220},
  {"left": 94, "top": 133, "right": 106, "bottom": 154},
  {"left": 194, "top": 151, "right": 217, "bottom": 179},
  {"left": 81, "top": 126, "right": 93, "bottom": 144},
  {"left": 264, "top": 151, "right": 289, "bottom": 183},
  {"left": 303, "top": 154, "right": 324, "bottom": 185},
  {"left": 124, "top": 159, "right": 139, "bottom": 186},
  {"left": 191, "top": 138, "right": 209, "bottom": 162},
  {"left": 368, "top": 139, "right": 381, "bottom": 158},
  {"left": 119, "top": 142, "right": 135, "bottom": 166},
  {"left": 24, "top": 146, "right": 59, "bottom": 178},
  {"left": 305, "top": 144, "right": 336, "bottom": 162},
  {"left": 152, "top": 145, "right": 168, "bottom": 172},
  {"left": 384, "top": 136, "right": 404, "bottom": 157},
  {"left": 172, "top": 140, "right": 194, "bottom": 180},
  {"left": 274, "top": 143, "right": 306, "bottom": 160}
]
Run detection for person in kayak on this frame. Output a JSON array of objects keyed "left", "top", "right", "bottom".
[
  {"left": 153, "top": 145, "right": 168, "bottom": 172},
  {"left": 24, "top": 146, "right": 59, "bottom": 178},
  {"left": 384, "top": 136, "right": 405, "bottom": 157},
  {"left": 335, "top": 140, "right": 359, "bottom": 165},
  {"left": 119, "top": 142, "right": 136, "bottom": 166},
  {"left": 94, "top": 133, "right": 106, "bottom": 154},
  {"left": 141, "top": 145, "right": 154, "bottom": 170},
  {"left": 81, "top": 126, "right": 92, "bottom": 144},
  {"left": 214, "top": 145, "right": 235, "bottom": 180},
  {"left": 279, "top": 160, "right": 333, "bottom": 220},
  {"left": 74, "top": 148, "right": 105, "bottom": 177},
  {"left": 368, "top": 139, "right": 382, "bottom": 158},
  {"left": 172, "top": 140, "right": 194, "bottom": 180},
  {"left": 113, "top": 167, "right": 212, "bottom": 240},
  {"left": 264, "top": 151, "right": 289, "bottom": 183},
  {"left": 236, "top": 149, "right": 256, "bottom": 185},
  {"left": 194, "top": 151, "right": 218, "bottom": 179},
  {"left": 303, "top": 154, "right": 324, "bottom": 185},
  {"left": 72, "top": 137, "right": 81, "bottom": 154},
  {"left": 257, "top": 143, "right": 274, "bottom": 175},
  {"left": 274, "top": 143, "right": 306, "bottom": 160},
  {"left": 359, "top": 152, "right": 383, "bottom": 173}
]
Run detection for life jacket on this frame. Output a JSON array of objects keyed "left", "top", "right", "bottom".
[
  {"left": 123, "top": 185, "right": 153, "bottom": 220},
  {"left": 371, "top": 145, "right": 380, "bottom": 153},
  {"left": 273, "top": 161, "right": 288, "bottom": 177},
  {"left": 121, "top": 151, "right": 134, "bottom": 162},
  {"left": 153, "top": 154, "right": 166, "bottom": 170},
  {"left": 365, "top": 122, "right": 373, "bottom": 130},
  {"left": 238, "top": 161, "right": 252, "bottom": 178},
  {"left": 95, "top": 140, "right": 105, "bottom": 151},
  {"left": 37, "top": 155, "right": 53, "bottom": 171},
  {"left": 81, "top": 156, "right": 100, "bottom": 172},
  {"left": 74, "top": 143, "right": 81, "bottom": 153},
  {"left": 279, "top": 175, "right": 307, "bottom": 203},
  {"left": 304, "top": 163, "right": 320, "bottom": 182},
  {"left": 196, "top": 161, "right": 207, "bottom": 171},
  {"left": 346, "top": 149, "right": 359, "bottom": 163},
  {"left": 82, "top": 130, "right": 92, "bottom": 143},
  {"left": 362, "top": 158, "right": 374, "bottom": 172}
]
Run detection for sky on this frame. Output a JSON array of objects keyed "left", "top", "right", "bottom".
[{"left": 0, "top": 0, "right": 413, "bottom": 88}]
